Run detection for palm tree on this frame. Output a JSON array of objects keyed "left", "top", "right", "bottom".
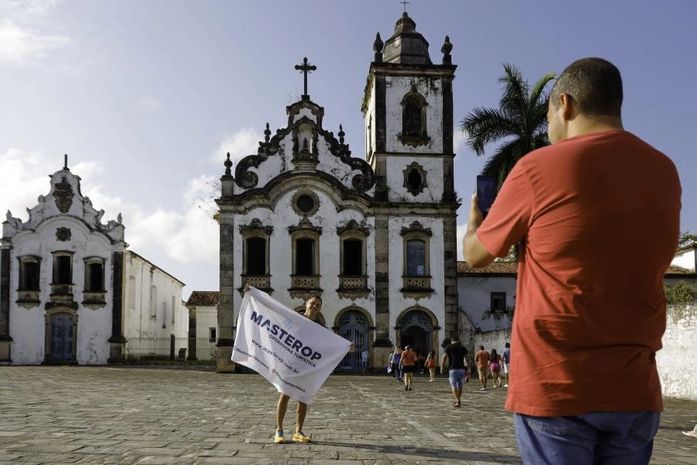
[{"left": 461, "top": 64, "right": 555, "bottom": 186}]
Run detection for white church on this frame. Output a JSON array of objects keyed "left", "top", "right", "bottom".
[
  {"left": 213, "top": 12, "right": 459, "bottom": 372},
  {"left": 0, "top": 159, "right": 188, "bottom": 365}
]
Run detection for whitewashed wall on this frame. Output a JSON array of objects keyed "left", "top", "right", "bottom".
[
  {"left": 657, "top": 304, "right": 697, "bottom": 400},
  {"left": 194, "top": 304, "right": 218, "bottom": 360},
  {"left": 231, "top": 188, "right": 376, "bottom": 332},
  {"left": 671, "top": 247, "right": 696, "bottom": 271},
  {"left": 457, "top": 275, "right": 516, "bottom": 332},
  {"left": 123, "top": 252, "right": 186, "bottom": 358},
  {"left": 9, "top": 216, "right": 114, "bottom": 364},
  {"left": 388, "top": 216, "right": 444, "bottom": 342},
  {"left": 385, "top": 76, "right": 444, "bottom": 154}
]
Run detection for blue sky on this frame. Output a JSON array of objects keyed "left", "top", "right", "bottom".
[{"left": 1, "top": 0, "right": 695, "bottom": 296}]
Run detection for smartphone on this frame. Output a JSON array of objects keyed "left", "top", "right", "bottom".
[{"left": 476, "top": 175, "right": 497, "bottom": 217}]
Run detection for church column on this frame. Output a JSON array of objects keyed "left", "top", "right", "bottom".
[
  {"left": 0, "top": 246, "right": 12, "bottom": 364},
  {"left": 443, "top": 213, "right": 459, "bottom": 340},
  {"left": 373, "top": 215, "right": 392, "bottom": 366},
  {"left": 108, "top": 251, "right": 126, "bottom": 362},
  {"left": 216, "top": 213, "right": 235, "bottom": 373}
]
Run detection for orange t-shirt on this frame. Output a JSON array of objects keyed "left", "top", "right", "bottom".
[
  {"left": 476, "top": 130, "right": 681, "bottom": 417},
  {"left": 401, "top": 350, "right": 418, "bottom": 367},
  {"left": 475, "top": 350, "right": 490, "bottom": 368}
]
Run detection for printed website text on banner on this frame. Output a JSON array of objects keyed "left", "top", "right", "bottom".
[{"left": 231, "top": 287, "right": 351, "bottom": 404}]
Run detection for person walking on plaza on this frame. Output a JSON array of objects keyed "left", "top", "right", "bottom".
[
  {"left": 389, "top": 346, "right": 402, "bottom": 381},
  {"left": 464, "top": 57, "right": 681, "bottom": 464},
  {"left": 425, "top": 350, "right": 437, "bottom": 382},
  {"left": 489, "top": 348, "right": 503, "bottom": 388},
  {"left": 274, "top": 295, "right": 323, "bottom": 444},
  {"left": 361, "top": 348, "right": 369, "bottom": 375},
  {"left": 474, "top": 345, "right": 490, "bottom": 391},
  {"left": 399, "top": 345, "right": 418, "bottom": 391},
  {"left": 441, "top": 337, "right": 468, "bottom": 407},
  {"left": 502, "top": 342, "right": 511, "bottom": 387}
]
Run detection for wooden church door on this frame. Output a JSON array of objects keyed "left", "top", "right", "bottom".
[{"left": 48, "top": 313, "right": 74, "bottom": 363}]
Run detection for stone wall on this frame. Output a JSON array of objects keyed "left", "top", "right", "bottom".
[
  {"left": 657, "top": 304, "right": 697, "bottom": 400},
  {"left": 473, "top": 329, "right": 511, "bottom": 359}
]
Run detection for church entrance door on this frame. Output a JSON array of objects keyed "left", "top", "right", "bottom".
[
  {"left": 337, "top": 311, "right": 368, "bottom": 372},
  {"left": 47, "top": 313, "right": 75, "bottom": 364},
  {"left": 397, "top": 310, "right": 433, "bottom": 362}
]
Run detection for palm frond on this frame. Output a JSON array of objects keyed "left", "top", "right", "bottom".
[
  {"left": 499, "top": 64, "right": 529, "bottom": 124},
  {"left": 460, "top": 107, "right": 518, "bottom": 155}
]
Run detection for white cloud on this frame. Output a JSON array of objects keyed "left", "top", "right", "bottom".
[
  {"left": 0, "top": 18, "right": 69, "bottom": 65},
  {"left": 0, "top": 148, "right": 218, "bottom": 265},
  {"left": 453, "top": 129, "right": 466, "bottom": 154},
  {"left": 214, "top": 128, "right": 261, "bottom": 164},
  {"left": 135, "top": 96, "right": 161, "bottom": 113}
]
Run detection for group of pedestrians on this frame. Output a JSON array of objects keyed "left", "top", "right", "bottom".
[
  {"left": 474, "top": 343, "right": 510, "bottom": 390},
  {"left": 387, "top": 345, "right": 420, "bottom": 390}
]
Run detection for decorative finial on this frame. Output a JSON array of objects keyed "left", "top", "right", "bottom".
[
  {"left": 224, "top": 152, "right": 233, "bottom": 177},
  {"left": 373, "top": 33, "right": 384, "bottom": 62},
  {"left": 294, "top": 57, "right": 317, "bottom": 99},
  {"left": 401, "top": 0, "right": 409, "bottom": 13},
  {"left": 5, "top": 210, "right": 11, "bottom": 221},
  {"left": 338, "top": 124, "right": 345, "bottom": 145},
  {"left": 117, "top": 213, "right": 122, "bottom": 224},
  {"left": 441, "top": 35, "right": 453, "bottom": 65},
  {"left": 264, "top": 123, "right": 271, "bottom": 143},
  {"left": 64, "top": 154, "right": 69, "bottom": 170}
]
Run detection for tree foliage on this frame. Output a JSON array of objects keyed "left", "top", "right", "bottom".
[{"left": 460, "top": 64, "right": 555, "bottom": 187}]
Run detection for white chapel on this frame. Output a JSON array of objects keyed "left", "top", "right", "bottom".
[{"left": 0, "top": 159, "right": 188, "bottom": 365}]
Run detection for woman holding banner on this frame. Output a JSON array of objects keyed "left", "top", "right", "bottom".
[{"left": 274, "top": 295, "right": 322, "bottom": 444}]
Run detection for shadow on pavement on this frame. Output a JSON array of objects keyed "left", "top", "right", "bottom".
[{"left": 311, "top": 440, "right": 521, "bottom": 463}]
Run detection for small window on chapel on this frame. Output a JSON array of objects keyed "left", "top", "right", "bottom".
[
  {"left": 295, "top": 238, "right": 316, "bottom": 276},
  {"left": 491, "top": 292, "right": 507, "bottom": 312},
  {"left": 84, "top": 260, "right": 105, "bottom": 292},
  {"left": 19, "top": 257, "right": 41, "bottom": 291},
  {"left": 53, "top": 254, "right": 72, "bottom": 285},
  {"left": 342, "top": 239, "right": 363, "bottom": 276},
  {"left": 209, "top": 327, "right": 217, "bottom": 343},
  {"left": 404, "top": 100, "right": 423, "bottom": 138}
]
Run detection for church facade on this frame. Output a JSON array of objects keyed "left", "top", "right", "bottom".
[
  {"left": 0, "top": 160, "right": 187, "bottom": 365},
  {"left": 216, "top": 13, "right": 459, "bottom": 371}
]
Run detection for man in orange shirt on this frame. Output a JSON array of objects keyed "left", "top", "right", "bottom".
[
  {"left": 464, "top": 58, "right": 681, "bottom": 464},
  {"left": 474, "top": 345, "right": 490, "bottom": 391}
]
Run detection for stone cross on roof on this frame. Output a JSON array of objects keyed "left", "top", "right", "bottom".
[
  {"left": 294, "top": 57, "right": 316, "bottom": 99},
  {"left": 401, "top": 0, "right": 409, "bottom": 13}
]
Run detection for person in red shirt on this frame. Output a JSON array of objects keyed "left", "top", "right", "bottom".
[
  {"left": 464, "top": 57, "right": 681, "bottom": 465},
  {"left": 399, "top": 345, "right": 418, "bottom": 391}
]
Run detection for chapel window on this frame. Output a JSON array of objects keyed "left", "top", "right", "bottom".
[
  {"left": 209, "top": 327, "right": 217, "bottom": 343},
  {"left": 84, "top": 259, "right": 105, "bottom": 292},
  {"left": 52, "top": 254, "right": 73, "bottom": 285},
  {"left": 490, "top": 292, "right": 507, "bottom": 313},
  {"left": 404, "top": 100, "right": 423, "bottom": 138},
  {"left": 18, "top": 257, "right": 41, "bottom": 291}
]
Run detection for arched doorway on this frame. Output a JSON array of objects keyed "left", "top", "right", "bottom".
[
  {"left": 45, "top": 312, "right": 76, "bottom": 364},
  {"left": 397, "top": 310, "right": 433, "bottom": 358},
  {"left": 336, "top": 310, "right": 369, "bottom": 372}
]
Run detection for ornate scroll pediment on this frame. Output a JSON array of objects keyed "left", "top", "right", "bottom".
[
  {"left": 54, "top": 176, "right": 74, "bottom": 213},
  {"left": 239, "top": 218, "right": 274, "bottom": 236},
  {"left": 336, "top": 219, "right": 371, "bottom": 237},
  {"left": 400, "top": 221, "right": 432, "bottom": 237}
]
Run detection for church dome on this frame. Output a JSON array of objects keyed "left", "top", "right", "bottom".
[{"left": 382, "top": 12, "right": 432, "bottom": 65}]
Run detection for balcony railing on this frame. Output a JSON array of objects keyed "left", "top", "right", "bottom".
[
  {"left": 400, "top": 275, "right": 433, "bottom": 297},
  {"left": 47, "top": 283, "right": 77, "bottom": 309},
  {"left": 82, "top": 291, "right": 107, "bottom": 309},
  {"left": 240, "top": 275, "right": 272, "bottom": 293},
  {"left": 16, "top": 290, "right": 40, "bottom": 309},
  {"left": 290, "top": 275, "right": 320, "bottom": 289},
  {"left": 337, "top": 275, "right": 370, "bottom": 299}
]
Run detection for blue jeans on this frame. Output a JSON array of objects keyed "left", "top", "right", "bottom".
[{"left": 515, "top": 411, "right": 660, "bottom": 465}]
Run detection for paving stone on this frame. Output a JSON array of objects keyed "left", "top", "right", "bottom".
[{"left": 0, "top": 366, "right": 695, "bottom": 464}]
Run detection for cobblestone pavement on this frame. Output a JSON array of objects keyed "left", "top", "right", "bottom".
[{"left": 1, "top": 367, "right": 696, "bottom": 465}]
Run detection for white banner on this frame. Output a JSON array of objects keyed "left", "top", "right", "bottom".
[{"left": 231, "top": 287, "right": 351, "bottom": 404}]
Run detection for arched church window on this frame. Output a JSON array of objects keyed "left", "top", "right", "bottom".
[
  {"left": 399, "top": 89, "right": 429, "bottom": 146},
  {"left": 239, "top": 218, "right": 273, "bottom": 293},
  {"left": 406, "top": 240, "right": 426, "bottom": 276}
]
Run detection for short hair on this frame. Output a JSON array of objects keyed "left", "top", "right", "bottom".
[
  {"left": 306, "top": 295, "right": 322, "bottom": 305},
  {"left": 479, "top": 345, "right": 485, "bottom": 350},
  {"left": 450, "top": 336, "right": 459, "bottom": 343},
  {"left": 505, "top": 342, "right": 510, "bottom": 348},
  {"left": 551, "top": 57, "right": 623, "bottom": 117}
]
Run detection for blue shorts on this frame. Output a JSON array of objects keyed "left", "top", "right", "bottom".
[
  {"left": 448, "top": 369, "right": 466, "bottom": 389},
  {"left": 515, "top": 411, "right": 660, "bottom": 465}
]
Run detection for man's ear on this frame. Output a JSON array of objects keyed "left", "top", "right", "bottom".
[{"left": 559, "top": 93, "right": 575, "bottom": 121}]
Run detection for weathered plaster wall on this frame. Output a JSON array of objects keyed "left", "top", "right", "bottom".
[
  {"left": 232, "top": 187, "right": 376, "bottom": 332},
  {"left": 123, "top": 252, "right": 186, "bottom": 357},
  {"left": 384, "top": 76, "right": 444, "bottom": 154},
  {"left": 671, "top": 248, "right": 696, "bottom": 271},
  {"left": 388, "top": 216, "right": 445, "bottom": 344},
  {"left": 657, "top": 304, "right": 697, "bottom": 400},
  {"left": 194, "top": 305, "right": 218, "bottom": 360},
  {"left": 385, "top": 155, "right": 444, "bottom": 203},
  {"left": 9, "top": 216, "right": 114, "bottom": 364},
  {"left": 457, "top": 276, "right": 516, "bottom": 333}
]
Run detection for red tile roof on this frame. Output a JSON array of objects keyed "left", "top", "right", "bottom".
[
  {"left": 457, "top": 261, "right": 518, "bottom": 275},
  {"left": 186, "top": 291, "right": 219, "bottom": 306}
]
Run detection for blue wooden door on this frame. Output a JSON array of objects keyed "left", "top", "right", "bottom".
[
  {"left": 337, "top": 312, "right": 368, "bottom": 372},
  {"left": 49, "top": 314, "right": 74, "bottom": 363}
]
